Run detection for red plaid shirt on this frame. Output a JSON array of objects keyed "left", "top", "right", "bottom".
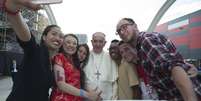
[{"left": 136, "top": 32, "right": 201, "bottom": 100}]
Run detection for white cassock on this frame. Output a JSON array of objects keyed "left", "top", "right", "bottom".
[{"left": 84, "top": 50, "right": 118, "bottom": 100}]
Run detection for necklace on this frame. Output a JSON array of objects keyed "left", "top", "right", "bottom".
[{"left": 92, "top": 51, "right": 104, "bottom": 80}]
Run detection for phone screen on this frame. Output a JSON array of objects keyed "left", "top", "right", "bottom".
[{"left": 32, "top": 0, "right": 63, "bottom": 4}]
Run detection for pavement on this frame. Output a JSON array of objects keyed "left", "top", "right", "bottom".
[{"left": 0, "top": 76, "right": 12, "bottom": 101}]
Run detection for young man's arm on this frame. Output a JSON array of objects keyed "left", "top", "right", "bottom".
[
  {"left": 140, "top": 32, "right": 198, "bottom": 101},
  {"left": 172, "top": 66, "right": 197, "bottom": 101}
]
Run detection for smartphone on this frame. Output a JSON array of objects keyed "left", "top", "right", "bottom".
[{"left": 32, "top": 0, "right": 63, "bottom": 4}]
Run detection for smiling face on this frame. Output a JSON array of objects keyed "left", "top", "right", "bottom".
[
  {"left": 119, "top": 42, "right": 138, "bottom": 63},
  {"left": 43, "top": 26, "right": 64, "bottom": 51},
  {"left": 116, "top": 18, "right": 139, "bottom": 43},
  {"left": 62, "top": 35, "right": 78, "bottom": 55},
  {"left": 78, "top": 45, "right": 88, "bottom": 62},
  {"left": 109, "top": 41, "right": 121, "bottom": 61}
]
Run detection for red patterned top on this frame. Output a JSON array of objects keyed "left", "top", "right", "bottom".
[{"left": 51, "top": 53, "right": 82, "bottom": 101}]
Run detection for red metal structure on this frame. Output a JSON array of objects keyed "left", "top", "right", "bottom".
[{"left": 155, "top": 9, "right": 201, "bottom": 59}]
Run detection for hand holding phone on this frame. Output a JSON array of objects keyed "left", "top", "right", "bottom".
[{"left": 32, "top": 0, "right": 63, "bottom": 4}]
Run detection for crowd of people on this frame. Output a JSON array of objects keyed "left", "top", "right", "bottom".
[{"left": 2, "top": 0, "right": 201, "bottom": 101}]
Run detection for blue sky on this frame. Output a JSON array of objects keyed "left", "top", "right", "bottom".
[{"left": 50, "top": 0, "right": 201, "bottom": 49}]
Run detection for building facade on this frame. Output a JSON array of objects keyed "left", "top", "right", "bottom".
[
  {"left": 75, "top": 34, "right": 88, "bottom": 44},
  {"left": 155, "top": 9, "right": 201, "bottom": 59},
  {"left": 0, "top": 8, "right": 49, "bottom": 75}
]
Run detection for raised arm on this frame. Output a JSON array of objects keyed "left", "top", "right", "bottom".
[{"left": 4, "top": 0, "right": 41, "bottom": 41}]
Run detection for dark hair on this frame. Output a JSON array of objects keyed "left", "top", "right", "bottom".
[
  {"left": 40, "top": 25, "right": 60, "bottom": 44},
  {"left": 122, "top": 18, "right": 136, "bottom": 25},
  {"left": 78, "top": 44, "right": 90, "bottom": 68},
  {"left": 111, "top": 39, "right": 119, "bottom": 43},
  {"left": 59, "top": 34, "right": 80, "bottom": 70},
  {"left": 118, "top": 40, "right": 126, "bottom": 46},
  {"left": 109, "top": 39, "right": 120, "bottom": 50},
  {"left": 77, "top": 44, "right": 90, "bottom": 89}
]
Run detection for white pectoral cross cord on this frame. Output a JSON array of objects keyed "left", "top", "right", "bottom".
[{"left": 91, "top": 51, "right": 104, "bottom": 81}]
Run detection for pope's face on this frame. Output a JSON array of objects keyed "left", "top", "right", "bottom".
[{"left": 91, "top": 35, "right": 106, "bottom": 54}]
